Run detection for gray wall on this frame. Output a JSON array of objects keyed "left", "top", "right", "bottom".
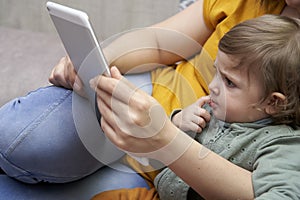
[
  {"left": 0, "top": 0, "right": 179, "bottom": 105},
  {"left": 0, "top": 0, "right": 179, "bottom": 39}
]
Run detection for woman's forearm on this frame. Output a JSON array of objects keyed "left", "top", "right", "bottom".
[
  {"left": 135, "top": 120, "right": 254, "bottom": 199},
  {"left": 102, "top": 27, "right": 202, "bottom": 74},
  {"left": 168, "top": 137, "right": 254, "bottom": 199}
]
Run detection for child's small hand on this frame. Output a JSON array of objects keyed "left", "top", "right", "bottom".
[{"left": 172, "top": 96, "right": 211, "bottom": 133}]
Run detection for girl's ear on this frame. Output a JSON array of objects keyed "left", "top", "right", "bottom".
[{"left": 264, "top": 92, "right": 286, "bottom": 115}]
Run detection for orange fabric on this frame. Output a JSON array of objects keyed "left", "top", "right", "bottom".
[
  {"left": 122, "top": 155, "right": 161, "bottom": 189},
  {"left": 91, "top": 188, "right": 159, "bottom": 200},
  {"left": 91, "top": 155, "right": 161, "bottom": 200},
  {"left": 151, "top": 60, "right": 210, "bottom": 116},
  {"left": 202, "top": 0, "right": 285, "bottom": 60}
]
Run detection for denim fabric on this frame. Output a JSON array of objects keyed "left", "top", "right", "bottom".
[
  {"left": 0, "top": 86, "right": 104, "bottom": 183},
  {"left": 0, "top": 72, "right": 152, "bottom": 184},
  {"left": 0, "top": 162, "right": 149, "bottom": 200}
]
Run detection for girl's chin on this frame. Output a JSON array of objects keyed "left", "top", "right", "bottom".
[{"left": 212, "top": 110, "right": 227, "bottom": 121}]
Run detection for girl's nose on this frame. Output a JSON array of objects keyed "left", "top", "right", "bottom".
[{"left": 208, "top": 75, "right": 219, "bottom": 95}]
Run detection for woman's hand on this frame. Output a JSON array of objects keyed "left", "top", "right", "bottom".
[
  {"left": 172, "top": 96, "right": 211, "bottom": 133},
  {"left": 90, "top": 66, "right": 180, "bottom": 157},
  {"left": 49, "top": 56, "right": 85, "bottom": 96}
]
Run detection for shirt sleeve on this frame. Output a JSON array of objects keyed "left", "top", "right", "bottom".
[
  {"left": 203, "top": 0, "right": 225, "bottom": 31},
  {"left": 169, "top": 109, "right": 182, "bottom": 121},
  {"left": 203, "top": 0, "right": 285, "bottom": 31},
  {"left": 252, "top": 134, "right": 300, "bottom": 199}
]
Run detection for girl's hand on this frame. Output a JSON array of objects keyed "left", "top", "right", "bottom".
[
  {"left": 172, "top": 96, "right": 211, "bottom": 133},
  {"left": 49, "top": 56, "right": 85, "bottom": 96}
]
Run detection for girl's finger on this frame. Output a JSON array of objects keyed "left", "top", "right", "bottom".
[
  {"left": 197, "top": 117, "right": 207, "bottom": 129},
  {"left": 199, "top": 108, "right": 211, "bottom": 123},
  {"left": 198, "top": 96, "right": 211, "bottom": 107}
]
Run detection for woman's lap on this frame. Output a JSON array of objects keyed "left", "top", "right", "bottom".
[
  {"left": 0, "top": 84, "right": 149, "bottom": 199},
  {"left": 0, "top": 86, "right": 104, "bottom": 183},
  {"left": 0, "top": 72, "right": 152, "bottom": 185},
  {"left": 0, "top": 162, "right": 149, "bottom": 200}
]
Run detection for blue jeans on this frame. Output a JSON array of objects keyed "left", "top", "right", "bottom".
[
  {"left": 0, "top": 72, "right": 152, "bottom": 197},
  {"left": 0, "top": 162, "right": 149, "bottom": 200}
]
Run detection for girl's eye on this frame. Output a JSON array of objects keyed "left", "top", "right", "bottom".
[{"left": 224, "top": 77, "right": 236, "bottom": 88}]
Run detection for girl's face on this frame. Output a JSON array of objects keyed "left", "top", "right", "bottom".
[{"left": 208, "top": 51, "right": 270, "bottom": 123}]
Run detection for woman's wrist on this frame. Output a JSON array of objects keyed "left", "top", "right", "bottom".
[{"left": 130, "top": 120, "right": 195, "bottom": 166}]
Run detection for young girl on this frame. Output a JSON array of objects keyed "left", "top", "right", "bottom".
[{"left": 92, "top": 14, "right": 300, "bottom": 199}]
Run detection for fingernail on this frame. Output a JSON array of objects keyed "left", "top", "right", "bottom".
[
  {"left": 89, "top": 77, "right": 97, "bottom": 88},
  {"left": 73, "top": 81, "right": 81, "bottom": 91}
]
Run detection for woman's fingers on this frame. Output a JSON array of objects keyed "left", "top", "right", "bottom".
[
  {"left": 63, "top": 56, "right": 76, "bottom": 89},
  {"left": 49, "top": 56, "right": 86, "bottom": 96},
  {"left": 91, "top": 67, "right": 168, "bottom": 152},
  {"left": 49, "top": 56, "right": 69, "bottom": 88},
  {"left": 110, "top": 66, "right": 123, "bottom": 80},
  {"left": 91, "top": 67, "right": 137, "bottom": 106}
]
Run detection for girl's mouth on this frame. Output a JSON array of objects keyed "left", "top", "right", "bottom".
[{"left": 209, "top": 97, "right": 217, "bottom": 108}]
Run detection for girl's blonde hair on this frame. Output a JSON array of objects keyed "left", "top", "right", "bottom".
[{"left": 219, "top": 15, "right": 300, "bottom": 127}]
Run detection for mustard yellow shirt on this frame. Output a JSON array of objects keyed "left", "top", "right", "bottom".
[{"left": 151, "top": 0, "right": 285, "bottom": 115}]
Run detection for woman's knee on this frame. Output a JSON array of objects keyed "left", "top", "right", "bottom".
[{"left": 0, "top": 86, "right": 103, "bottom": 183}]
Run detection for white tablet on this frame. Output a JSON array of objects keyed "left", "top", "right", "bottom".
[
  {"left": 47, "top": 2, "right": 126, "bottom": 167},
  {"left": 47, "top": 1, "right": 110, "bottom": 102}
]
